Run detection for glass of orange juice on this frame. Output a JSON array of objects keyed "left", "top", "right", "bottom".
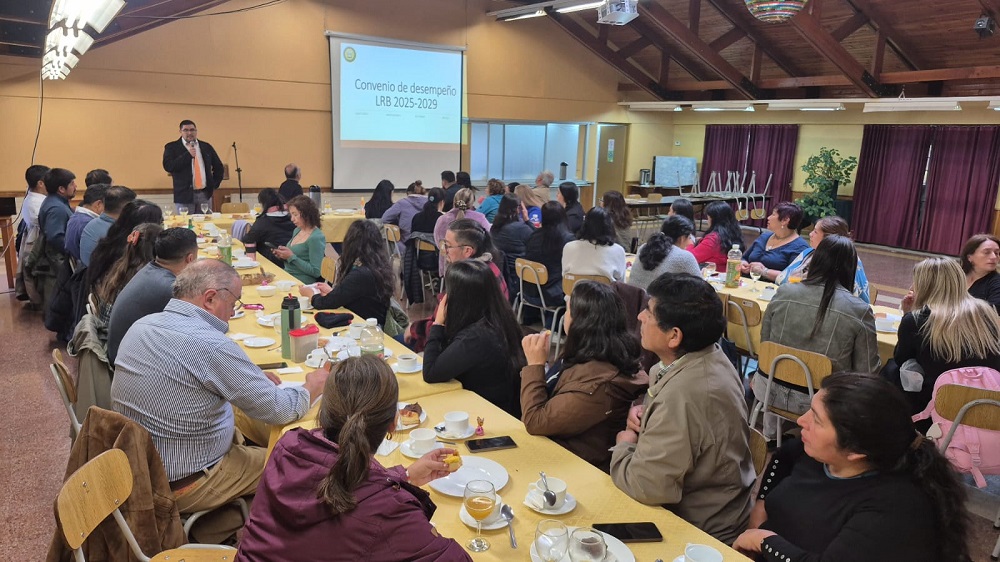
[
  {"left": 464, "top": 480, "right": 496, "bottom": 552},
  {"left": 789, "top": 273, "right": 803, "bottom": 284}
]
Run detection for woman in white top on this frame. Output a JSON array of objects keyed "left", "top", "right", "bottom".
[{"left": 562, "top": 206, "right": 627, "bottom": 282}]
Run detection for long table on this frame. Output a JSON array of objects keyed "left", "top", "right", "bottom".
[{"left": 170, "top": 209, "right": 366, "bottom": 243}]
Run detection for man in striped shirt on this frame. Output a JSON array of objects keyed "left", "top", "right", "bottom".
[{"left": 111, "top": 259, "right": 330, "bottom": 541}]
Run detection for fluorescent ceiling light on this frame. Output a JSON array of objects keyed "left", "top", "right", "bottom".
[
  {"left": 863, "top": 100, "right": 962, "bottom": 112},
  {"left": 557, "top": 1, "right": 605, "bottom": 13},
  {"left": 50, "top": 0, "right": 125, "bottom": 33},
  {"left": 44, "top": 26, "right": 94, "bottom": 57},
  {"left": 492, "top": 0, "right": 607, "bottom": 21},
  {"left": 691, "top": 103, "right": 755, "bottom": 112},
  {"left": 620, "top": 102, "right": 681, "bottom": 111},
  {"left": 500, "top": 10, "right": 546, "bottom": 21},
  {"left": 767, "top": 101, "right": 845, "bottom": 111},
  {"left": 989, "top": 101, "right": 1000, "bottom": 111}
]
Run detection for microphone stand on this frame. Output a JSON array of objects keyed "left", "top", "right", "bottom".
[{"left": 232, "top": 141, "right": 244, "bottom": 202}]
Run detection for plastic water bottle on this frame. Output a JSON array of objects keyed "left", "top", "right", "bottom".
[
  {"left": 280, "top": 295, "right": 301, "bottom": 360},
  {"left": 725, "top": 244, "right": 742, "bottom": 288},
  {"left": 218, "top": 230, "right": 232, "bottom": 265},
  {"left": 359, "top": 318, "right": 384, "bottom": 359}
]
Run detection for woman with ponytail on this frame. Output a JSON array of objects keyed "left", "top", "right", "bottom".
[
  {"left": 433, "top": 188, "right": 490, "bottom": 276},
  {"left": 734, "top": 372, "right": 969, "bottom": 562},
  {"left": 237, "top": 356, "right": 469, "bottom": 561},
  {"left": 628, "top": 215, "right": 701, "bottom": 291}
]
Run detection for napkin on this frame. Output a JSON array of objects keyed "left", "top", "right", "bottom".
[
  {"left": 315, "top": 312, "right": 354, "bottom": 329},
  {"left": 278, "top": 381, "right": 304, "bottom": 390},
  {"left": 376, "top": 438, "right": 400, "bottom": 456},
  {"left": 276, "top": 366, "right": 304, "bottom": 375},
  {"left": 228, "top": 333, "right": 254, "bottom": 341}
]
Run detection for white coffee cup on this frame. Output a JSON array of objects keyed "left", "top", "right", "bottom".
[
  {"left": 275, "top": 280, "right": 297, "bottom": 292},
  {"left": 444, "top": 411, "right": 470, "bottom": 436},
  {"left": 409, "top": 428, "right": 437, "bottom": 455},
  {"left": 875, "top": 317, "right": 896, "bottom": 331},
  {"left": 684, "top": 544, "right": 723, "bottom": 562},
  {"left": 298, "top": 295, "right": 313, "bottom": 310},
  {"left": 232, "top": 248, "right": 246, "bottom": 259},
  {"left": 397, "top": 353, "right": 419, "bottom": 372},
  {"left": 305, "top": 349, "right": 327, "bottom": 369},
  {"left": 527, "top": 476, "right": 568, "bottom": 509},
  {"left": 348, "top": 322, "right": 366, "bottom": 339}
]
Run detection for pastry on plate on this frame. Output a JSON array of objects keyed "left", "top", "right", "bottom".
[{"left": 399, "top": 402, "right": 422, "bottom": 426}]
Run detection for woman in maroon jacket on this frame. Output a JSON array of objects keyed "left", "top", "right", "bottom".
[{"left": 237, "top": 356, "right": 470, "bottom": 562}]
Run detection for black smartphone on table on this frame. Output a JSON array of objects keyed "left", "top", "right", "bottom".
[
  {"left": 592, "top": 522, "right": 663, "bottom": 543},
  {"left": 255, "top": 361, "right": 288, "bottom": 370},
  {"left": 465, "top": 436, "right": 517, "bottom": 453}
]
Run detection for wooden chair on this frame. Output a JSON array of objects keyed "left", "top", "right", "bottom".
[
  {"left": 321, "top": 257, "right": 337, "bottom": 284},
  {"left": 556, "top": 273, "right": 611, "bottom": 356},
  {"left": 514, "top": 258, "right": 565, "bottom": 335},
  {"left": 51, "top": 349, "right": 82, "bottom": 439},
  {"left": 416, "top": 240, "right": 442, "bottom": 296},
  {"left": 869, "top": 286, "right": 878, "bottom": 305},
  {"left": 724, "top": 296, "right": 763, "bottom": 375},
  {"left": 934, "top": 383, "right": 1000, "bottom": 560},
  {"left": 749, "top": 427, "right": 768, "bottom": 477},
  {"left": 56, "top": 449, "right": 236, "bottom": 562},
  {"left": 383, "top": 224, "right": 401, "bottom": 256},
  {"left": 220, "top": 202, "right": 249, "bottom": 214},
  {"left": 749, "top": 341, "right": 832, "bottom": 447}
]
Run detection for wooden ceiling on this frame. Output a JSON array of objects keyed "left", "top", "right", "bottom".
[
  {"left": 0, "top": 0, "right": 228, "bottom": 59},
  {"left": 502, "top": 0, "right": 1000, "bottom": 99}
]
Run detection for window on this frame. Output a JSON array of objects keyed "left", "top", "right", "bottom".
[{"left": 468, "top": 121, "right": 590, "bottom": 184}]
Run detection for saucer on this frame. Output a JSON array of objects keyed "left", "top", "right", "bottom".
[
  {"left": 434, "top": 425, "right": 476, "bottom": 440},
  {"left": 459, "top": 496, "right": 507, "bottom": 530},
  {"left": 244, "top": 337, "right": 276, "bottom": 348},
  {"left": 231, "top": 310, "right": 245, "bottom": 319},
  {"left": 393, "top": 362, "right": 423, "bottom": 374},
  {"left": 523, "top": 492, "right": 577, "bottom": 515},
  {"left": 400, "top": 440, "right": 443, "bottom": 459}
]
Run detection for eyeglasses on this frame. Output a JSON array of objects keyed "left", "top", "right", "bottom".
[
  {"left": 181, "top": 128, "right": 197, "bottom": 133},
  {"left": 215, "top": 287, "right": 244, "bottom": 311},
  {"left": 439, "top": 241, "right": 470, "bottom": 252}
]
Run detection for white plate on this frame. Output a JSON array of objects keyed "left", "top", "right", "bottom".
[
  {"left": 323, "top": 336, "right": 356, "bottom": 352},
  {"left": 758, "top": 290, "right": 776, "bottom": 302},
  {"left": 393, "top": 362, "right": 423, "bottom": 374},
  {"left": 400, "top": 439, "right": 443, "bottom": 459},
  {"left": 244, "top": 337, "right": 276, "bottom": 348},
  {"left": 397, "top": 402, "right": 428, "bottom": 429},
  {"left": 257, "top": 314, "right": 279, "bottom": 327},
  {"left": 523, "top": 492, "right": 577, "bottom": 515},
  {"left": 435, "top": 424, "right": 476, "bottom": 440},
  {"left": 233, "top": 260, "right": 260, "bottom": 269},
  {"left": 231, "top": 310, "right": 245, "bottom": 319},
  {"left": 428, "top": 456, "right": 509, "bottom": 497},
  {"left": 530, "top": 527, "right": 635, "bottom": 562},
  {"left": 876, "top": 326, "right": 898, "bottom": 334},
  {"left": 459, "top": 496, "right": 507, "bottom": 530},
  {"left": 334, "top": 208, "right": 355, "bottom": 215}
]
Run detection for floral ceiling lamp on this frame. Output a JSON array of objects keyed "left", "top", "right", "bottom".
[{"left": 744, "top": 0, "right": 809, "bottom": 23}]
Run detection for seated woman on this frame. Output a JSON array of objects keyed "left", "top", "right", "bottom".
[
  {"left": 92, "top": 223, "right": 162, "bottom": 324},
  {"left": 752, "top": 235, "right": 880, "bottom": 437},
  {"left": 273, "top": 195, "right": 326, "bottom": 283},
  {"left": 87, "top": 199, "right": 163, "bottom": 292},
  {"left": 733, "top": 373, "right": 969, "bottom": 562},
  {"left": 741, "top": 201, "right": 809, "bottom": 275},
  {"left": 520, "top": 281, "right": 648, "bottom": 472},
  {"left": 668, "top": 197, "right": 697, "bottom": 245},
  {"left": 422, "top": 260, "right": 526, "bottom": 417},
  {"left": 961, "top": 233, "right": 1000, "bottom": 312},
  {"left": 690, "top": 201, "right": 743, "bottom": 270},
  {"left": 242, "top": 188, "right": 295, "bottom": 267},
  {"left": 236, "top": 356, "right": 470, "bottom": 561},
  {"left": 302, "top": 220, "right": 392, "bottom": 326},
  {"left": 410, "top": 187, "right": 444, "bottom": 236},
  {"left": 477, "top": 178, "right": 506, "bottom": 222},
  {"left": 558, "top": 182, "right": 585, "bottom": 235},
  {"left": 363, "top": 179, "right": 394, "bottom": 220},
  {"left": 774, "top": 216, "right": 871, "bottom": 303},
  {"left": 562, "top": 206, "right": 627, "bottom": 282},
  {"left": 433, "top": 188, "right": 490, "bottom": 276},
  {"left": 893, "top": 257, "right": 1000, "bottom": 416},
  {"left": 601, "top": 191, "right": 634, "bottom": 251},
  {"left": 523, "top": 202, "right": 575, "bottom": 315},
  {"left": 629, "top": 215, "right": 701, "bottom": 291},
  {"left": 491, "top": 193, "right": 535, "bottom": 299},
  {"left": 515, "top": 184, "right": 547, "bottom": 227}
]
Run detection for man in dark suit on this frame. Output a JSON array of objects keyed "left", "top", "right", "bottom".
[
  {"left": 162, "top": 119, "right": 224, "bottom": 213},
  {"left": 278, "top": 163, "right": 303, "bottom": 201}
]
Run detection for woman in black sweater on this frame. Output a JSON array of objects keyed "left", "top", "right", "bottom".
[
  {"left": 961, "top": 233, "right": 1000, "bottom": 312},
  {"left": 523, "top": 202, "right": 575, "bottom": 308},
  {"left": 557, "top": 182, "right": 584, "bottom": 236},
  {"left": 243, "top": 188, "right": 296, "bottom": 267},
  {"left": 491, "top": 194, "right": 535, "bottom": 300},
  {"left": 733, "top": 373, "right": 969, "bottom": 562},
  {"left": 303, "top": 219, "right": 393, "bottom": 325},
  {"left": 422, "top": 259, "right": 526, "bottom": 417}
]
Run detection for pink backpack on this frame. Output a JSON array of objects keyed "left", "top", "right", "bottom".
[{"left": 913, "top": 366, "right": 1000, "bottom": 487}]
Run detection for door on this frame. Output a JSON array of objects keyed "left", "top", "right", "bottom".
[{"left": 595, "top": 124, "right": 628, "bottom": 209}]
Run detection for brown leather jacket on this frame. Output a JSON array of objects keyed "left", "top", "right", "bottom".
[
  {"left": 520, "top": 361, "right": 648, "bottom": 472},
  {"left": 47, "top": 407, "right": 185, "bottom": 562}
]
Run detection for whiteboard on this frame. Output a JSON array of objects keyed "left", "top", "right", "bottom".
[{"left": 653, "top": 156, "right": 698, "bottom": 187}]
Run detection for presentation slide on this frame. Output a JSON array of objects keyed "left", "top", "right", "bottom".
[{"left": 339, "top": 42, "right": 461, "bottom": 144}]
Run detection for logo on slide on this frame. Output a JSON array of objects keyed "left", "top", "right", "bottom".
[{"left": 343, "top": 47, "right": 357, "bottom": 63}]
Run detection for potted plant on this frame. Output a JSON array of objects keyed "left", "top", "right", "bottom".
[{"left": 797, "top": 147, "right": 858, "bottom": 225}]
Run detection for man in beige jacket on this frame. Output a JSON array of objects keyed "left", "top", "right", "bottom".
[{"left": 610, "top": 273, "right": 755, "bottom": 545}]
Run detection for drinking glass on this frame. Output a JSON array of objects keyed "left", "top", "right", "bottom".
[
  {"left": 178, "top": 205, "right": 189, "bottom": 217},
  {"left": 163, "top": 206, "right": 174, "bottom": 220},
  {"left": 463, "top": 480, "right": 496, "bottom": 552},
  {"left": 701, "top": 263, "right": 717, "bottom": 280},
  {"left": 568, "top": 528, "right": 607, "bottom": 562},
  {"left": 789, "top": 273, "right": 803, "bottom": 284},
  {"left": 200, "top": 203, "right": 210, "bottom": 214},
  {"left": 253, "top": 203, "right": 263, "bottom": 215},
  {"left": 750, "top": 268, "right": 762, "bottom": 292},
  {"left": 324, "top": 203, "right": 332, "bottom": 215},
  {"left": 535, "top": 520, "right": 569, "bottom": 562}
]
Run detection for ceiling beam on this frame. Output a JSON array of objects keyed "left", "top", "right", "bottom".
[
  {"left": 616, "top": 36, "right": 652, "bottom": 60},
  {"left": 870, "top": 30, "right": 885, "bottom": 76},
  {"left": 638, "top": 1, "right": 763, "bottom": 99},
  {"left": 845, "top": 0, "right": 925, "bottom": 71},
  {"left": 830, "top": 11, "right": 869, "bottom": 42},
  {"left": 629, "top": 18, "right": 712, "bottom": 82},
  {"left": 881, "top": 65, "right": 1000, "bottom": 83},
  {"left": 0, "top": 38, "right": 41, "bottom": 49},
  {"left": 546, "top": 11, "right": 674, "bottom": 100},
  {"left": 0, "top": 15, "right": 46, "bottom": 25},
  {"left": 702, "top": 0, "right": 807, "bottom": 78},
  {"left": 789, "top": 10, "right": 895, "bottom": 97},
  {"left": 709, "top": 27, "right": 746, "bottom": 52},
  {"left": 94, "top": 0, "right": 230, "bottom": 48},
  {"left": 689, "top": 0, "right": 701, "bottom": 35}
]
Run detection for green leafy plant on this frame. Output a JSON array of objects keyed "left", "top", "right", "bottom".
[{"left": 797, "top": 147, "right": 858, "bottom": 222}]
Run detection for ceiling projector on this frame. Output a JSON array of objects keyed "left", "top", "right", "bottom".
[{"left": 598, "top": 0, "right": 639, "bottom": 25}]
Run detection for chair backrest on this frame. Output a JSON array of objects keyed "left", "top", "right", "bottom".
[
  {"left": 561, "top": 272, "right": 611, "bottom": 296},
  {"left": 935, "top": 384, "right": 1000, "bottom": 431},
  {"left": 321, "top": 257, "right": 337, "bottom": 283},
  {"left": 625, "top": 194, "right": 641, "bottom": 200},
  {"left": 384, "top": 224, "right": 401, "bottom": 243},
  {"left": 149, "top": 550, "right": 236, "bottom": 562},
  {"left": 416, "top": 240, "right": 437, "bottom": 253},
  {"left": 647, "top": 193, "right": 663, "bottom": 203},
  {"left": 749, "top": 427, "right": 768, "bottom": 476},
  {"left": 52, "top": 348, "right": 77, "bottom": 404},
  {"left": 221, "top": 202, "right": 249, "bottom": 214},
  {"left": 56, "top": 449, "right": 133, "bottom": 550},
  {"left": 725, "top": 297, "right": 762, "bottom": 327},
  {"left": 515, "top": 258, "right": 549, "bottom": 286},
  {"left": 869, "top": 287, "right": 879, "bottom": 304},
  {"left": 757, "top": 340, "right": 833, "bottom": 391}
]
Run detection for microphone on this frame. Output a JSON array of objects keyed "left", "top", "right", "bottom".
[{"left": 232, "top": 141, "right": 237, "bottom": 149}]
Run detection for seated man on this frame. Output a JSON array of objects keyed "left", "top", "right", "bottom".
[
  {"left": 106, "top": 227, "right": 198, "bottom": 366},
  {"left": 111, "top": 259, "right": 329, "bottom": 541},
  {"left": 611, "top": 273, "right": 755, "bottom": 545}
]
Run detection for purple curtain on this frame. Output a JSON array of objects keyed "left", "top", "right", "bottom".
[
  {"left": 700, "top": 125, "right": 751, "bottom": 188},
  {"left": 746, "top": 125, "right": 799, "bottom": 226},
  {"left": 853, "top": 125, "right": 933, "bottom": 249},
  {"left": 917, "top": 126, "right": 1000, "bottom": 255}
]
